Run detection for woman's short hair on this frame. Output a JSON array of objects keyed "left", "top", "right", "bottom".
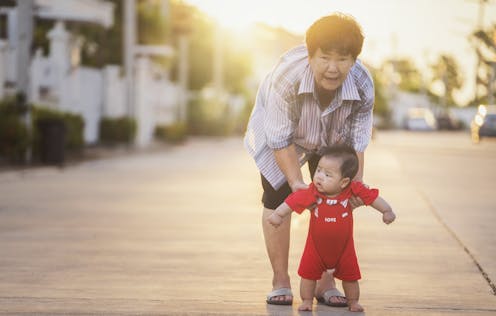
[{"left": 305, "top": 13, "right": 364, "bottom": 60}]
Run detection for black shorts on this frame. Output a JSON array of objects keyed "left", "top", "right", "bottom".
[{"left": 261, "top": 153, "right": 320, "bottom": 209}]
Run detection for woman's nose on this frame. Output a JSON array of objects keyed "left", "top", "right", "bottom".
[{"left": 326, "top": 61, "right": 338, "bottom": 72}]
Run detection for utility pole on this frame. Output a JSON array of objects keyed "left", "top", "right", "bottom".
[
  {"left": 16, "top": 0, "right": 33, "bottom": 163},
  {"left": 124, "top": 0, "right": 136, "bottom": 144},
  {"left": 489, "top": 62, "right": 495, "bottom": 105},
  {"left": 171, "top": 2, "right": 192, "bottom": 123}
]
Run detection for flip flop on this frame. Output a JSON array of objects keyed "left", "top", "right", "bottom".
[
  {"left": 266, "top": 287, "right": 293, "bottom": 305},
  {"left": 316, "top": 288, "right": 348, "bottom": 307}
]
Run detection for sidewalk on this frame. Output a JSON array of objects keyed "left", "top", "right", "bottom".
[{"left": 0, "top": 137, "right": 495, "bottom": 315}]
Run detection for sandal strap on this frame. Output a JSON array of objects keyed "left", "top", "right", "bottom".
[
  {"left": 266, "top": 287, "right": 293, "bottom": 300},
  {"left": 322, "top": 288, "right": 345, "bottom": 301}
]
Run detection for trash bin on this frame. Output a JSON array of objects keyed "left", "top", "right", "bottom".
[{"left": 37, "top": 118, "right": 66, "bottom": 165}]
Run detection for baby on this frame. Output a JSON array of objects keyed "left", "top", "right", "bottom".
[{"left": 267, "top": 144, "right": 396, "bottom": 312}]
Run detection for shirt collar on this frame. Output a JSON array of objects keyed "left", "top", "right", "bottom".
[
  {"left": 341, "top": 68, "right": 361, "bottom": 101},
  {"left": 297, "top": 65, "right": 314, "bottom": 95},
  {"left": 297, "top": 63, "right": 362, "bottom": 102}
]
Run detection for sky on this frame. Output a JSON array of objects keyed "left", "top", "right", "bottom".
[{"left": 185, "top": 0, "right": 496, "bottom": 106}]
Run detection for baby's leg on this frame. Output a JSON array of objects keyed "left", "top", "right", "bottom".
[
  {"left": 298, "top": 278, "right": 316, "bottom": 311},
  {"left": 342, "top": 280, "right": 364, "bottom": 312}
]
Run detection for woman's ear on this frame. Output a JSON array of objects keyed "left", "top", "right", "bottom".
[{"left": 340, "top": 177, "right": 351, "bottom": 189}]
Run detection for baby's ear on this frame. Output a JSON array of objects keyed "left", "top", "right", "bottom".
[{"left": 340, "top": 177, "right": 351, "bottom": 189}]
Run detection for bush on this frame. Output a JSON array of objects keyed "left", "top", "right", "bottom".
[
  {"left": 99, "top": 116, "right": 136, "bottom": 144},
  {"left": 187, "top": 97, "right": 232, "bottom": 136},
  {"left": 154, "top": 122, "right": 187, "bottom": 143},
  {"left": 0, "top": 96, "right": 30, "bottom": 163},
  {"left": 1, "top": 99, "right": 85, "bottom": 164}
]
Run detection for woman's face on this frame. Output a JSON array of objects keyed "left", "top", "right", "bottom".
[{"left": 309, "top": 48, "right": 355, "bottom": 93}]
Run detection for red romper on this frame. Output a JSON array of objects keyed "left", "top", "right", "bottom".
[{"left": 285, "top": 181, "right": 378, "bottom": 281}]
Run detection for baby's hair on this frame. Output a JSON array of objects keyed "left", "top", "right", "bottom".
[{"left": 318, "top": 145, "right": 359, "bottom": 180}]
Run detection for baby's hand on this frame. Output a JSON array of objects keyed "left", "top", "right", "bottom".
[
  {"left": 267, "top": 212, "right": 283, "bottom": 228},
  {"left": 383, "top": 210, "right": 396, "bottom": 224}
]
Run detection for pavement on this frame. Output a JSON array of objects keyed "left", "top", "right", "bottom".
[{"left": 0, "top": 135, "right": 495, "bottom": 315}]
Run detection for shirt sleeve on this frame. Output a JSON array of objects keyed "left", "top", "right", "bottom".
[
  {"left": 350, "top": 181, "right": 379, "bottom": 205},
  {"left": 263, "top": 79, "right": 299, "bottom": 150},
  {"left": 284, "top": 187, "right": 316, "bottom": 214},
  {"left": 349, "top": 65, "right": 374, "bottom": 153}
]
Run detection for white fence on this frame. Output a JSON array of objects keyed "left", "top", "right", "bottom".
[{"left": 2, "top": 20, "right": 180, "bottom": 146}]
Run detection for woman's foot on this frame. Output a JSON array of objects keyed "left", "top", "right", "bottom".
[
  {"left": 298, "top": 299, "right": 313, "bottom": 311},
  {"left": 266, "top": 287, "right": 293, "bottom": 305},
  {"left": 315, "top": 288, "right": 348, "bottom": 307}
]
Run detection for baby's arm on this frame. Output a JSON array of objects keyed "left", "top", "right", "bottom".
[
  {"left": 267, "top": 202, "right": 293, "bottom": 227},
  {"left": 371, "top": 196, "right": 396, "bottom": 224}
]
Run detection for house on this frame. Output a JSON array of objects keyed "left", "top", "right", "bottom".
[{"left": 0, "top": 0, "right": 180, "bottom": 147}]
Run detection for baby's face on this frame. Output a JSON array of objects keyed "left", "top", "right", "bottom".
[{"left": 313, "top": 156, "right": 346, "bottom": 196}]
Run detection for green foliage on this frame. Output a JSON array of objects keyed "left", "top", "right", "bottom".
[
  {"left": 76, "top": 0, "right": 123, "bottom": 67},
  {"left": 169, "top": 2, "right": 253, "bottom": 94},
  {"left": 430, "top": 54, "right": 463, "bottom": 106},
  {"left": 99, "top": 117, "right": 137, "bottom": 144},
  {"left": 32, "top": 18, "right": 53, "bottom": 56},
  {"left": 369, "top": 69, "right": 392, "bottom": 129},
  {"left": 187, "top": 97, "right": 231, "bottom": 136},
  {"left": 471, "top": 26, "right": 496, "bottom": 105},
  {"left": 169, "top": 8, "right": 214, "bottom": 90},
  {"left": 222, "top": 39, "right": 253, "bottom": 94},
  {"left": 0, "top": 97, "right": 30, "bottom": 163},
  {"left": 154, "top": 122, "right": 187, "bottom": 143},
  {"left": 387, "top": 58, "right": 422, "bottom": 93},
  {"left": 137, "top": 0, "right": 170, "bottom": 45}
]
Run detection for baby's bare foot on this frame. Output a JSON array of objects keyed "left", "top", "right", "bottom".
[
  {"left": 298, "top": 300, "right": 313, "bottom": 311},
  {"left": 348, "top": 301, "right": 364, "bottom": 312}
]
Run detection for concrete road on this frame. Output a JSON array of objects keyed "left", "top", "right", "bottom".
[
  {"left": 0, "top": 132, "right": 495, "bottom": 315},
  {"left": 373, "top": 131, "right": 496, "bottom": 291}
]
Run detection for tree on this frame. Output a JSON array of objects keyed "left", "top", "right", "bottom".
[
  {"left": 430, "top": 54, "right": 463, "bottom": 106},
  {"left": 382, "top": 58, "right": 423, "bottom": 93},
  {"left": 368, "top": 68, "right": 391, "bottom": 129},
  {"left": 471, "top": 25, "right": 496, "bottom": 105},
  {"left": 168, "top": 1, "right": 252, "bottom": 93}
]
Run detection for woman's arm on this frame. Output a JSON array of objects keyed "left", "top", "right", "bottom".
[{"left": 274, "top": 144, "right": 308, "bottom": 192}]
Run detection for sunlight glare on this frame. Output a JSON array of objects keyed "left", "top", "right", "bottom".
[{"left": 185, "top": 0, "right": 270, "bottom": 32}]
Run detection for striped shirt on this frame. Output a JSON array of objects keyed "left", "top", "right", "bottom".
[{"left": 244, "top": 45, "right": 375, "bottom": 190}]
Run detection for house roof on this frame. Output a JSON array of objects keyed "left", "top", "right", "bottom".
[{"left": 35, "top": 0, "right": 114, "bottom": 28}]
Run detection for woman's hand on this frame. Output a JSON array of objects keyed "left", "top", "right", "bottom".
[
  {"left": 349, "top": 195, "right": 364, "bottom": 209},
  {"left": 290, "top": 181, "right": 308, "bottom": 193},
  {"left": 267, "top": 212, "right": 284, "bottom": 227}
]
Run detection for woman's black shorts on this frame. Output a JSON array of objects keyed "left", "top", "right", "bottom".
[{"left": 260, "top": 153, "right": 320, "bottom": 209}]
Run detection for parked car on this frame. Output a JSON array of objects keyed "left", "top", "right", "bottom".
[
  {"left": 471, "top": 104, "right": 496, "bottom": 143},
  {"left": 404, "top": 107, "right": 437, "bottom": 131},
  {"left": 436, "top": 111, "right": 462, "bottom": 130}
]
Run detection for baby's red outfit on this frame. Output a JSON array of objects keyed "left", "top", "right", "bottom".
[{"left": 285, "top": 181, "right": 378, "bottom": 281}]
